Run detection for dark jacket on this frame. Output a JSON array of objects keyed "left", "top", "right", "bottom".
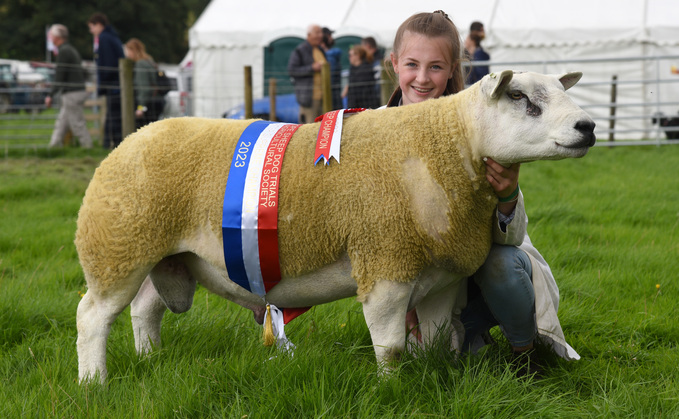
[
  {"left": 51, "top": 42, "right": 86, "bottom": 96},
  {"left": 288, "top": 41, "right": 325, "bottom": 108},
  {"left": 134, "top": 58, "right": 158, "bottom": 108},
  {"left": 94, "top": 25, "right": 125, "bottom": 95},
  {"left": 347, "top": 61, "right": 379, "bottom": 109},
  {"left": 466, "top": 47, "right": 490, "bottom": 85}
]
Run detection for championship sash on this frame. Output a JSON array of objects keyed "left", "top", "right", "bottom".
[{"left": 222, "top": 121, "right": 299, "bottom": 297}]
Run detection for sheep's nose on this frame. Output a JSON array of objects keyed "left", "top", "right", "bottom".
[{"left": 575, "top": 119, "right": 596, "bottom": 147}]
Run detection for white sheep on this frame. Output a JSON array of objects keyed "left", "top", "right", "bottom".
[{"left": 75, "top": 70, "right": 595, "bottom": 382}]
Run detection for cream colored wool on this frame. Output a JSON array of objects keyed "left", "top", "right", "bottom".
[
  {"left": 76, "top": 71, "right": 597, "bottom": 383},
  {"left": 75, "top": 89, "right": 496, "bottom": 300}
]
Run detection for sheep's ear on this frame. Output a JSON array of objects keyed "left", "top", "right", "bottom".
[
  {"left": 486, "top": 70, "right": 514, "bottom": 99},
  {"left": 558, "top": 72, "right": 582, "bottom": 91}
]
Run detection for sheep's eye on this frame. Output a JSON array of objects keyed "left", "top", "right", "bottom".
[{"left": 508, "top": 91, "right": 524, "bottom": 100}]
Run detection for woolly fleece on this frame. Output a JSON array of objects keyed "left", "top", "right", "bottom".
[{"left": 75, "top": 88, "right": 496, "bottom": 299}]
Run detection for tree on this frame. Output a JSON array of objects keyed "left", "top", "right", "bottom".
[{"left": 0, "top": 0, "right": 210, "bottom": 63}]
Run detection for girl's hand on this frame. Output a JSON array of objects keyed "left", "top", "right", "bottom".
[{"left": 484, "top": 157, "right": 520, "bottom": 215}]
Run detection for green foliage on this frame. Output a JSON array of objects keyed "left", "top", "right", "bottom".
[
  {"left": 0, "top": 0, "right": 210, "bottom": 63},
  {"left": 0, "top": 145, "right": 678, "bottom": 416}
]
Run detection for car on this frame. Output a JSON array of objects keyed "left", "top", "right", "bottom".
[
  {"left": 0, "top": 59, "right": 50, "bottom": 113},
  {"left": 161, "top": 65, "right": 192, "bottom": 118},
  {"left": 223, "top": 93, "right": 301, "bottom": 123}
]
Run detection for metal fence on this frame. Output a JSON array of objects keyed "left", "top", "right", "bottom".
[
  {"left": 478, "top": 54, "right": 679, "bottom": 147},
  {"left": 0, "top": 61, "right": 106, "bottom": 153},
  {"left": 2, "top": 54, "right": 679, "bottom": 151}
]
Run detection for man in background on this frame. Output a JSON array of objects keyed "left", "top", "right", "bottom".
[
  {"left": 464, "top": 21, "right": 490, "bottom": 85},
  {"left": 44, "top": 24, "right": 92, "bottom": 149},
  {"left": 288, "top": 24, "right": 326, "bottom": 123}
]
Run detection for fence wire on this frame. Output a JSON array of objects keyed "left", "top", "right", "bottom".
[{"left": 3, "top": 55, "right": 679, "bottom": 151}]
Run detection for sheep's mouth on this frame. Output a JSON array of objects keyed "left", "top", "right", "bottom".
[
  {"left": 554, "top": 141, "right": 591, "bottom": 157},
  {"left": 556, "top": 136, "right": 596, "bottom": 149}
]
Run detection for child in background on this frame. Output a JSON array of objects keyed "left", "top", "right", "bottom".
[
  {"left": 342, "top": 45, "right": 380, "bottom": 109},
  {"left": 388, "top": 10, "right": 579, "bottom": 377}
]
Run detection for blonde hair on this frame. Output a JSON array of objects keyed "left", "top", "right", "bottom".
[
  {"left": 389, "top": 10, "right": 465, "bottom": 96},
  {"left": 124, "top": 38, "right": 152, "bottom": 62}
]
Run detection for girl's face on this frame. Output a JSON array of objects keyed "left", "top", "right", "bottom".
[
  {"left": 391, "top": 32, "right": 455, "bottom": 105},
  {"left": 349, "top": 49, "right": 361, "bottom": 67}
]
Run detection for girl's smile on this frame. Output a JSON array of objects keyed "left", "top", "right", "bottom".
[{"left": 391, "top": 32, "right": 455, "bottom": 105}]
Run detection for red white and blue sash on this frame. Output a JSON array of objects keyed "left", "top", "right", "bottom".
[
  {"left": 222, "top": 121, "right": 300, "bottom": 297},
  {"left": 222, "top": 110, "right": 364, "bottom": 329}
]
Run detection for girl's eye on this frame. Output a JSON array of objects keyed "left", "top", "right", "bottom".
[{"left": 508, "top": 91, "right": 524, "bottom": 100}]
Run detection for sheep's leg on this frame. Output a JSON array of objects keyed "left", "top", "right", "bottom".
[
  {"left": 412, "top": 279, "right": 467, "bottom": 352},
  {"left": 130, "top": 276, "right": 166, "bottom": 355},
  {"left": 130, "top": 256, "right": 198, "bottom": 354},
  {"left": 76, "top": 291, "right": 110, "bottom": 383},
  {"left": 77, "top": 269, "right": 150, "bottom": 383},
  {"left": 361, "top": 279, "right": 414, "bottom": 371}
]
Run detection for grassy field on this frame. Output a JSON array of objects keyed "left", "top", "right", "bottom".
[
  {"left": 0, "top": 108, "right": 103, "bottom": 156},
  {"left": 1, "top": 144, "right": 678, "bottom": 417}
]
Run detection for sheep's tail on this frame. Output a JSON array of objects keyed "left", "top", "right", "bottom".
[{"left": 263, "top": 304, "right": 275, "bottom": 346}]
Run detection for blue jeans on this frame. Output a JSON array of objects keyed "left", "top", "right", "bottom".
[{"left": 461, "top": 244, "right": 536, "bottom": 350}]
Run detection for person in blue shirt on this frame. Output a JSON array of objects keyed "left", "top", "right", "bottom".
[
  {"left": 464, "top": 21, "right": 490, "bottom": 85},
  {"left": 321, "top": 27, "right": 343, "bottom": 110},
  {"left": 88, "top": 12, "right": 125, "bottom": 149}
]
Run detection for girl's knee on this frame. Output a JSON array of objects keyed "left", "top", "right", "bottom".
[{"left": 475, "top": 245, "right": 532, "bottom": 289}]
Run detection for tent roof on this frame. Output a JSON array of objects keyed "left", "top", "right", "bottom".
[{"left": 190, "top": 0, "right": 679, "bottom": 50}]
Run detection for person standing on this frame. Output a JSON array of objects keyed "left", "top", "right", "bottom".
[
  {"left": 44, "top": 24, "right": 92, "bottom": 149},
  {"left": 321, "top": 27, "right": 342, "bottom": 111},
  {"left": 342, "top": 45, "right": 379, "bottom": 109},
  {"left": 124, "top": 38, "right": 162, "bottom": 129},
  {"left": 361, "top": 36, "right": 384, "bottom": 104},
  {"left": 464, "top": 21, "right": 490, "bottom": 85},
  {"left": 288, "top": 24, "right": 326, "bottom": 123},
  {"left": 87, "top": 12, "right": 125, "bottom": 149}
]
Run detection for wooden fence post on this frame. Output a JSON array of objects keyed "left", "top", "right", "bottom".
[
  {"left": 321, "top": 62, "right": 332, "bottom": 114},
  {"left": 244, "top": 66, "right": 253, "bottom": 120},
  {"left": 119, "top": 58, "right": 135, "bottom": 140},
  {"left": 609, "top": 74, "right": 618, "bottom": 143},
  {"left": 269, "top": 78, "right": 277, "bottom": 121}
]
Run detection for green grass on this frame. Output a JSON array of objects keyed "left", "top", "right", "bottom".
[
  {"left": 0, "top": 108, "right": 103, "bottom": 156},
  {"left": 1, "top": 145, "right": 678, "bottom": 417}
]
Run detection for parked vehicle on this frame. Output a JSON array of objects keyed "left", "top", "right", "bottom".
[
  {"left": 161, "top": 65, "right": 193, "bottom": 118},
  {"left": 223, "top": 93, "right": 300, "bottom": 123},
  {"left": 0, "top": 59, "right": 50, "bottom": 113}
]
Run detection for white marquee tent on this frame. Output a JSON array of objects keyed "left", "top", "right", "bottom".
[{"left": 188, "top": 0, "right": 679, "bottom": 139}]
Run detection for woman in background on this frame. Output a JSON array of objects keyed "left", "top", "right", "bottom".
[{"left": 124, "top": 38, "right": 163, "bottom": 128}]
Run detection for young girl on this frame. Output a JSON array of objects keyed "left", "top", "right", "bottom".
[
  {"left": 342, "top": 45, "right": 380, "bottom": 109},
  {"left": 389, "top": 10, "right": 579, "bottom": 377}
]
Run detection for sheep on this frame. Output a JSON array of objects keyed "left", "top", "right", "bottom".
[{"left": 75, "top": 70, "right": 595, "bottom": 382}]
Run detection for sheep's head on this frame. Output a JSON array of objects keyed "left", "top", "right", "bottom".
[{"left": 474, "top": 70, "right": 596, "bottom": 164}]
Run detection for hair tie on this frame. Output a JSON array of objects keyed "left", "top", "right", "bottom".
[{"left": 433, "top": 10, "right": 452, "bottom": 22}]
